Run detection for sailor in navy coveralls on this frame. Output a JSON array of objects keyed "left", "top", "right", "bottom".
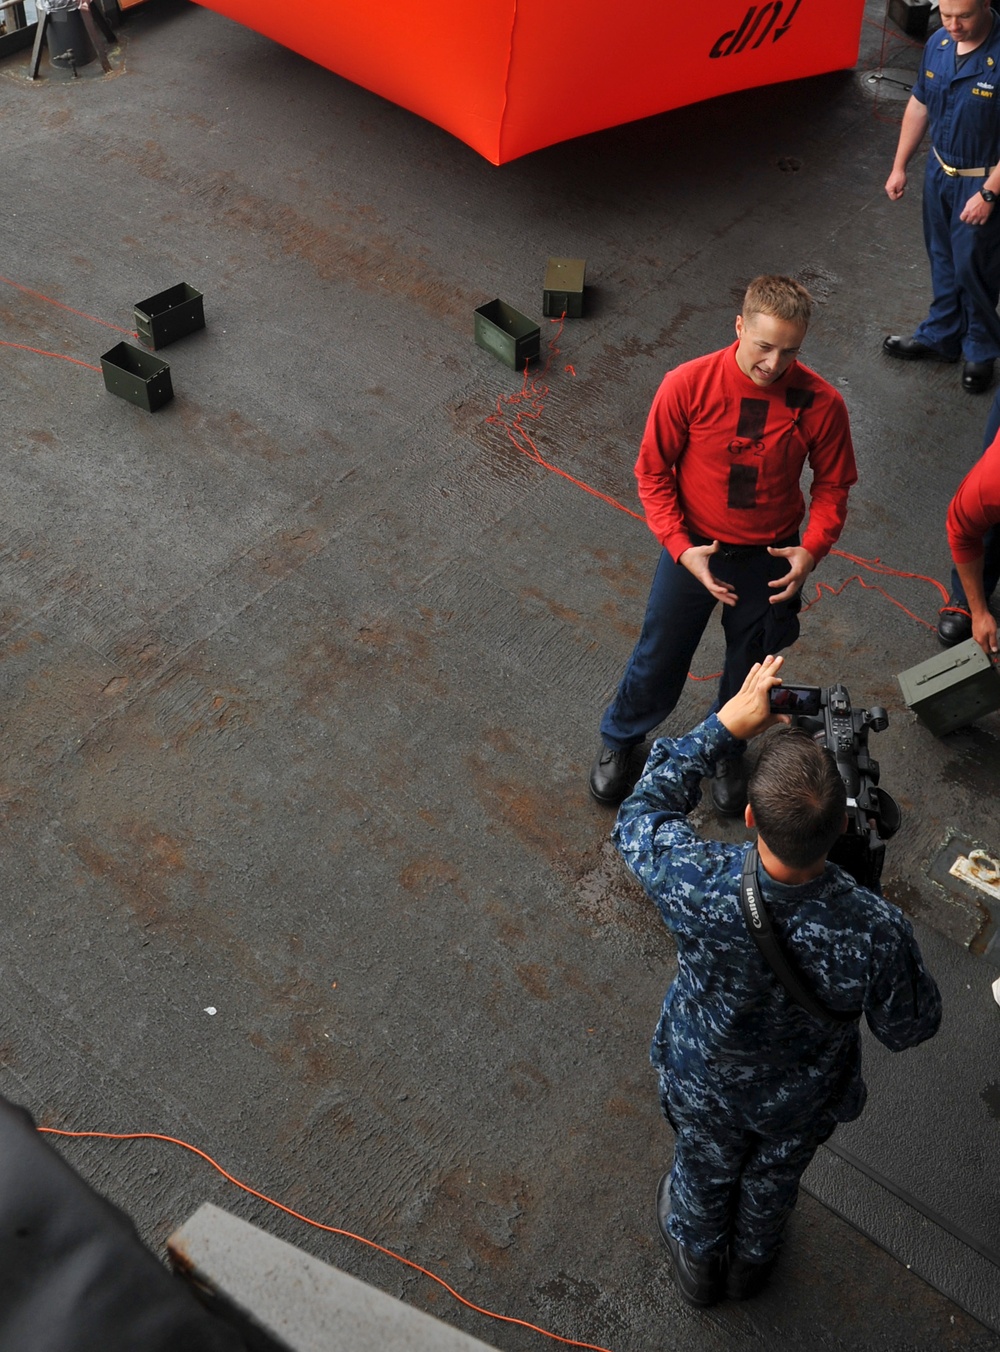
[
  {"left": 885, "top": 0, "right": 1000, "bottom": 393},
  {"left": 613, "top": 656, "right": 941, "bottom": 1305}
]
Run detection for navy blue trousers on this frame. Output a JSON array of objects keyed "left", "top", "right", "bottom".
[
  {"left": 662, "top": 1088, "right": 837, "bottom": 1262},
  {"left": 949, "top": 385, "right": 1000, "bottom": 608},
  {"left": 600, "top": 542, "right": 801, "bottom": 750},
  {"left": 950, "top": 527, "right": 1000, "bottom": 608},
  {"left": 914, "top": 161, "right": 1000, "bottom": 363}
]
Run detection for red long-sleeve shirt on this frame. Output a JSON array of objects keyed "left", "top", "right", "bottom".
[
  {"left": 635, "top": 343, "right": 857, "bottom": 563},
  {"left": 947, "top": 429, "right": 1000, "bottom": 564}
]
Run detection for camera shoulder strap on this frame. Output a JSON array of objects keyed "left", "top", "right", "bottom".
[{"left": 740, "top": 844, "right": 859, "bottom": 1026}]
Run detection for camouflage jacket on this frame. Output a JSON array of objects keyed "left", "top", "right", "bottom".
[{"left": 613, "top": 716, "right": 942, "bottom": 1134}]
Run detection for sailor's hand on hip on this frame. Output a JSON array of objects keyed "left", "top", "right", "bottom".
[
  {"left": 767, "top": 545, "right": 815, "bottom": 604},
  {"left": 679, "top": 542, "right": 738, "bottom": 606}
]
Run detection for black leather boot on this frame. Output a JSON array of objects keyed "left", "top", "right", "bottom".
[
  {"left": 710, "top": 756, "right": 748, "bottom": 817},
  {"left": 655, "top": 1173, "right": 725, "bottom": 1307},
  {"left": 882, "top": 335, "right": 958, "bottom": 361},
  {"left": 588, "top": 744, "right": 636, "bottom": 805},
  {"left": 963, "top": 359, "right": 996, "bottom": 394},
  {"left": 937, "top": 603, "right": 973, "bottom": 646},
  {"left": 726, "top": 1252, "right": 777, "bottom": 1300}
]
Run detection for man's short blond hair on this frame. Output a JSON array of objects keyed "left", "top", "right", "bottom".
[{"left": 742, "top": 275, "right": 813, "bottom": 327}]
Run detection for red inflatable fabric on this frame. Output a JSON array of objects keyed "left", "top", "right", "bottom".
[{"left": 191, "top": 0, "right": 866, "bottom": 165}]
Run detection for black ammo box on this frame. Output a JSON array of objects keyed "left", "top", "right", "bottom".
[
  {"left": 474, "top": 299, "right": 541, "bottom": 369},
  {"left": 134, "top": 282, "right": 205, "bottom": 350},
  {"left": 101, "top": 341, "right": 173, "bottom": 412}
]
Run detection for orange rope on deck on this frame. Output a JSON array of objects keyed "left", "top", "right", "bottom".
[{"left": 39, "top": 1127, "right": 619, "bottom": 1352}]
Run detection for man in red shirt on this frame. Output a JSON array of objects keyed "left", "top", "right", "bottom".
[
  {"left": 938, "top": 406, "right": 1000, "bottom": 653},
  {"left": 590, "top": 276, "right": 857, "bottom": 813}
]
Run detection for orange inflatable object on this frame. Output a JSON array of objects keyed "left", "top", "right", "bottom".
[{"left": 191, "top": 0, "right": 866, "bottom": 165}]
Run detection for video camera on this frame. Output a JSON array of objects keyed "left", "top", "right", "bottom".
[{"left": 767, "top": 683, "right": 901, "bottom": 892}]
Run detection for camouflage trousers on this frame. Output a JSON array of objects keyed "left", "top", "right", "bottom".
[{"left": 661, "top": 1081, "right": 837, "bottom": 1262}]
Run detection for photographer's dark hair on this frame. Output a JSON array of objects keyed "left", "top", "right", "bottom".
[{"left": 748, "top": 727, "right": 846, "bottom": 869}]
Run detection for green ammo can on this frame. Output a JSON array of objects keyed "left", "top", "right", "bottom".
[
  {"left": 100, "top": 341, "right": 174, "bottom": 412},
  {"left": 543, "top": 258, "right": 586, "bottom": 318},
  {"left": 474, "top": 299, "right": 541, "bottom": 370},
  {"left": 134, "top": 283, "right": 205, "bottom": 350},
  {"left": 897, "top": 638, "right": 1000, "bottom": 735}
]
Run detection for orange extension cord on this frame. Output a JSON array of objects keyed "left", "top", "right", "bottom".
[
  {"left": 486, "top": 317, "right": 645, "bottom": 524},
  {"left": 0, "top": 274, "right": 136, "bottom": 371},
  {"left": 0, "top": 339, "right": 102, "bottom": 371},
  {"left": 38, "top": 1127, "right": 617, "bottom": 1352},
  {"left": 0, "top": 273, "right": 136, "bottom": 335}
]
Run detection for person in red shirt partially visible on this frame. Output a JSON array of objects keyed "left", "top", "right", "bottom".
[
  {"left": 590, "top": 276, "right": 858, "bottom": 813},
  {"left": 938, "top": 415, "right": 1000, "bottom": 654}
]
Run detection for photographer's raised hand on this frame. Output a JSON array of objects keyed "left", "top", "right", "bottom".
[{"left": 717, "top": 654, "right": 791, "bottom": 742}]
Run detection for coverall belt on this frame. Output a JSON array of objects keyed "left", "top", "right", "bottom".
[{"left": 932, "top": 146, "right": 996, "bottom": 178}]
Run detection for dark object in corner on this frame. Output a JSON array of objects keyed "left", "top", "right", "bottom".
[
  {"left": 888, "top": 0, "right": 932, "bottom": 40},
  {"left": 28, "top": 0, "right": 115, "bottom": 79},
  {"left": 0, "top": 1097, "right": 247, "bottom": 1351}
]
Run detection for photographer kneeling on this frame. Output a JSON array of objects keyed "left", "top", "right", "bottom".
[{"left": 613, "top": 655, "right": 941, "bottom": 1307}]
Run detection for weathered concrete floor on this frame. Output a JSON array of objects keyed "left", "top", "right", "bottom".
[{"left": 1, "top": 2, "right": 998, "bottom": 1348}]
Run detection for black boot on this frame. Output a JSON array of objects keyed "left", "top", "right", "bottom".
[
  {"left": 726, "top": 1252, "right": 777, "bottom": 1300},
  {"left": 963, "top": 359, "right": 996, "bottom": 394},
  {"left": 655, "top": 1173, "right": 725, "bottom": 1307},
  {"left": 937, "top": 602, "right": 973, "bottom": 647},
  {"left": 882, "top": 334, "right": 958, "bottom": 362},
  {"left": 588, "top": 744, "right": 636, "bottom": 805},
  {"left": 710, "top": 756, "right": 748, "bottom": 817}
]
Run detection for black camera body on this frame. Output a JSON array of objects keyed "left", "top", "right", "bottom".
[{"left": 774, "top": 683, "right": 901, "bottom": 892}]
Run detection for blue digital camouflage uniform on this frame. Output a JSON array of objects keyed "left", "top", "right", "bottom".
[{"left": 613, "top": 715, "right": 942, "bottom": 1263}]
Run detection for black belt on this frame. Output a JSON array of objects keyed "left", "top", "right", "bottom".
[{"left": 688, "top": 533, "right": 798, "bottom": 559}]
